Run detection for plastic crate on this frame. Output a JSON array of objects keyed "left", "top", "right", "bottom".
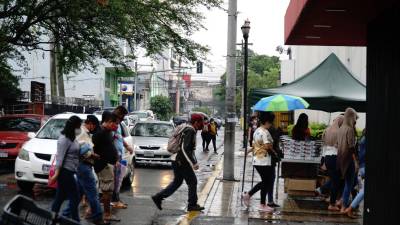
[
  {"left": 1, "top": 195, "right": 80, "bottom": 225},
  {"left": 1, "top": 195, "right": 55, "bottom": 225}
]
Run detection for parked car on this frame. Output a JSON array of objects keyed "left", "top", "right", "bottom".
[
  {"left": 129, "top": 110, "right": 155, "bottom": 121},
  {"left": 131, "top": 121, "right": 174, "bottom": 165},
  {"left": 0, "top": 114, "right": 48, "bottom": 161},
  {"left": 14, "top": 113, "right": 135, "bottom": 192},
  {"left": 172, "top": 115, "right": 188, "bottom": 126}
]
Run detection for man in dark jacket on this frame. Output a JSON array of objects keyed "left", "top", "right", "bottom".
[
  {"left": 93, "top": 112, "right": 119, "bottom": 222},
  {"left": 151, "top": 113, "right": 205, "bottom": 211}
]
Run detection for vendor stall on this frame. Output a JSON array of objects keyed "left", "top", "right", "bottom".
[{"left": 279, "top": 136, "right": 324, "bottom": 196}]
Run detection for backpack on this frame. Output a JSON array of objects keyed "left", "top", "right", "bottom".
[
  {"left": 167, "top": 124, "right": 194, "bottom": 154},
  {"left": 202, "top": 123, "right": 208, "bottom": 133},
  {"left": 210, "top": 123, "right": 217, "bottom": 135}
]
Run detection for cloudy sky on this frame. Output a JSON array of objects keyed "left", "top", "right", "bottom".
[
  {"left": 190, "top": 0, "right": 291, "bottom": 81},
  {"left": 18, "top": 0, "right": 291, "bottom": 98}
]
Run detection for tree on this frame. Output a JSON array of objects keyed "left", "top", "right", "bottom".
[
  {"left": 150, "top": 95, "right": 173, "bottom": 121},
  {"left": 214, "top": 52, "right": 281, "bottom": 115},
  {"left": 191, "top": 106, "right": 211, "bottom": 116},
  {"left": 0, "top": 60, "right": 21, "bottom": 105},
  {"left": 0, "top": 0, "right": 223, "bottom": 85}
]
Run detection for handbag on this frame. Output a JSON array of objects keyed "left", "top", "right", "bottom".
[{"left": 48, "top": 141, "right": 73, "bottom": 188}]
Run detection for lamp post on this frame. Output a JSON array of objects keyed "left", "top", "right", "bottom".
[{"left": 241, "top": 19, "right": 250, "bottom": 192}]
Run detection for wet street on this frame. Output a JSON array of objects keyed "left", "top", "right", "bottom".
[{"left": 0, "top": 130, "right": 225, "bottom": 225}]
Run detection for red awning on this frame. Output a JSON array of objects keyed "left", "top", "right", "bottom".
[{"left": 284, "top": 0, "right": 398, "bottom": 46}]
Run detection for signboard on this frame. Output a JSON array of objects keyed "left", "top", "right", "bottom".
[
  {"left": 30, "top": 81, "right": 45, "bottom": 102},
  {"left": 118, "top": 82, "right": 134, "bottom": 95}
]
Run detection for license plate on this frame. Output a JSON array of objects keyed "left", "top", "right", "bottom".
[
  {"left": 144, "top": 151, "right": 154, "bottom": 157},
  {"left": 0, "top": 152, "right": 8, "bottom": 158},
  {"left": 42, "top": 164, "right": 51, "bottom": 174}
]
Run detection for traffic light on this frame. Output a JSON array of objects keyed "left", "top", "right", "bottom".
[{"left": 196, "top": 61, "right": 203, "bottom": 74}]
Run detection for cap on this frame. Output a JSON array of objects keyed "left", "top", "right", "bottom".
[{"left": 191, "top": 113, "right": 204, "bottom": 123}]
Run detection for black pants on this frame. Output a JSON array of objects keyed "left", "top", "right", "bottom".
[
  {"left": 207, "top": 135, "right": 217, "bottom": 152},
  {"left": 249, "top": 165, "right": 273, "bottom": 205},
  {"left": 201, "top": 133, "right": 211, "bottom": 150},
  {"left": 267, "top": 166, "right": 276, "bottom": 203},
  {"left": 154, "top": 161, "right": 198, "bottom": 207},
  {"left": 325, "top": 155, "right": 341, "bottom": 205}
]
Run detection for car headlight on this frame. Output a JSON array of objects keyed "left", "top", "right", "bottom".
[
  {"left": 133, "top": 145, "right": 140, "bottom": 151},
  {"left": 18, "top": 148, "right": 30, "bottom": 161},
  {"left": 160, "top": 144, "right": 168, "bottom": 150}
]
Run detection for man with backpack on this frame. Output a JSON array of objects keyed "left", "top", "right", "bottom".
[{"left": 151, "top": 113, "right": 205, "bottom": 212}]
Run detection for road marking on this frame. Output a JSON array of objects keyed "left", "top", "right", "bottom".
[{"left": 178, "top": 158, "right": 223, "bottom": 225}]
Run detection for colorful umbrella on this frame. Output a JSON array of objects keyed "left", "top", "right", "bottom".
[{"left": 253, "top": 94, "right": 309, "bottom": 112}]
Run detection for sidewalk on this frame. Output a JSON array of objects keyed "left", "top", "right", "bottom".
[{"left": 186, "top": 129, "right": 363, "bottom": 225}]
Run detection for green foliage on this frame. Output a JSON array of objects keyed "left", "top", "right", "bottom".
[
  {"left": 214, "top": 52, "right": 281, "bottom": 115},
  {"left": 150, "top": 95, "right": 173, "bottom": 121},
  {"left": 0, "top": 0, "right": 222, "bottom": 77},
  {"left": 0, "top": 59, "right": 21, "bottom": 104},
  {"left": 191, "top": 107, "right": 211, "bottom": 116}
]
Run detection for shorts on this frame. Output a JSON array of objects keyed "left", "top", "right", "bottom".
[{"left": 97, "top": 164, "right": 114, "bottom": 193}]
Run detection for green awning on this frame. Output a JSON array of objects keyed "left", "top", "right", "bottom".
[{"left": 250, "top": 53, "right": 366, "bottom": 112}]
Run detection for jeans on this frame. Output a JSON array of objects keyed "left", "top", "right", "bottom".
[
  {"left": 154, "top": 161, "right": 198, "bottom": 207},
  {"left": 63, "top": 163, "right": 103, "bottom": 221},
  {"left": 112, "top": 162, "right": 122, "bottom": 202},
  {"left": 249, "top": 166, "right": 273, "bottom": 205},
  {"left": 351, "top": 167, "right": 365, "bottom": 209},
  {"left": 267, "top": 166, "right": 276, "bottom": 203},
  {"left": 325, "top": 155, "right": 341, "bottom": 205},
  {"left": 207, "top": 135, "right": 217, "bottom": 152},
  {"left": 342, "top": 161, "right": 356, "bottom": 208},
  {"left": 51, "top": 168, "right": 80, "bottom": 222}
]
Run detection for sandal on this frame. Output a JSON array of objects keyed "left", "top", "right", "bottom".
[
  {"left": 104, "top": 215, "right": 121, "bottom": 222},
  {"left": 111, "top": 201, "right": 128, "bottom": 209}
]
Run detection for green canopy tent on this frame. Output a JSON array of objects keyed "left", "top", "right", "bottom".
[{"left": 250, "top": 53, "right": 366, "bottom": 112}]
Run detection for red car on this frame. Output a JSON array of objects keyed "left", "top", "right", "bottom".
[{"left": 0, "top": 114, "right": 48, "bottom": 160}]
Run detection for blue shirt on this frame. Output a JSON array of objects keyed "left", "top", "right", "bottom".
[{"left": 113, "top": 125, "right": 124, "bottom": 160}]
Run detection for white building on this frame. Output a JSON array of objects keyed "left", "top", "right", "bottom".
[{"left": 280, "top": 46, "right": 366, "bottom": 129}]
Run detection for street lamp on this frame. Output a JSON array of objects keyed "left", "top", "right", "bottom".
[{"left": 241, "top": 19, "right": 250, "bottom": 193}]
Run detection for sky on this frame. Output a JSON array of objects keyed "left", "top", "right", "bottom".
[
  {"left": 18, "top": 0, "right": 291, "bottom": 98},
  {"left": 189, "top": 0, "right": 291, "bottom": 81}
]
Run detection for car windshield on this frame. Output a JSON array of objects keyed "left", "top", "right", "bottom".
[
  {"left": 131, "top": 112, "right": 148, "bottom": 119},
  {"left": 0, "top": 117, "right": 41, "bottom": 132},
  {"left": 36, "top": 119, "right": 67, "bottom": 140},
  {"left": 131, "top": 123, "right": 173, "bottom": 138}
]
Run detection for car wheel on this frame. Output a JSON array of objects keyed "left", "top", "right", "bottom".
[{"left": 17, "top": 180, "right": 34, "bottom": 192}]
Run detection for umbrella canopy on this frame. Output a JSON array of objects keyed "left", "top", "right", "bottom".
[{"left": 253, "top": 94, "right": 309, "bottom": 112}]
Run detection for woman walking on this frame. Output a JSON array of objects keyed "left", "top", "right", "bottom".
[
  {"left": 49, "top": 116, "right": 82, "bottom": 222},
  {"left": 337, "top": 108, "right": 358, "bottom": 213},
  {"left": 242, "top": 112, "right": 276, "bottom": 213},
  {"left": 321, "top": 115, "right": 344, "bottom": 211}
]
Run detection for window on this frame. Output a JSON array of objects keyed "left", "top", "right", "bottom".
[
  {"left": 36, "top": 119, "right": 67, "bottom": 140},
  {"left": 0, "top": 117, "right": 41, "bottom": 132},
  {"left": 131, "top": 123, "right": 174, "bottom": 138}
]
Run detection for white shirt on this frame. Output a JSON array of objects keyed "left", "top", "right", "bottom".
[{"left": 252, "top": 127, "right": 273, "bottom": 166}]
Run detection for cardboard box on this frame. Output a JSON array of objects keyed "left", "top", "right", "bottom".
[
  {"left": 286, "top": 178, "right": 316, "bottom": 191},
  {"left": 287, "top": 190, "right": 316, "bottom": 197}
]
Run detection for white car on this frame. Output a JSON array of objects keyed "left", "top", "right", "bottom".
[
  {"left": 131, "top": 121, "right": 174, "bottom": 165},
  {"left": 129, "top": 110, "right": 155, "bottom": 121},
  {"left": 14, "top": 113, "right": 135, "bottom": 192}
]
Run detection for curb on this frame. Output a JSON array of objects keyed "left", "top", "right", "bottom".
[{"left": 177, "top": 151, "right": 224, "bottom": 225}]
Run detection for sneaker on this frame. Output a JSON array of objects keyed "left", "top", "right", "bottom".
[
  {"left": 267, "top": 202, "right": 280, "bottom": 208},
  {"left": 151, "top": 195, "right": 162, "bottom": 210},
  {"left": 242, "top": 192, "right": 250, "bottom": 207},
  {"left": 258, "top": 204, "right": 274, "bottom": 213},
  {"left": 187, "top": 204, "right": 205, "bottom": 211}
]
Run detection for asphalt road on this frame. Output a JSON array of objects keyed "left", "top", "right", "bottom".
[{"left": 0, "top": 128, "right": 225, "bottom": 225}]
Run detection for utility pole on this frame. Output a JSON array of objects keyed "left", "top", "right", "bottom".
[
  {"left": 223, "top": 0, "right": 237, "bottom": 181},
  {"left": 50, "top": 40, "right": 58, "bottom": 100},
  {"left": 134, "top": 62, "right": 138, "bottom": 111},
  {"left": 175, "top": 58, "right": 182, "bottom": 114},
  {"left": 56, "top": 44, "right": 65, "bottom": 98}
]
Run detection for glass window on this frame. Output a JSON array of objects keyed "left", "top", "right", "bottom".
[
  {"left": 0, "top": 117, "right": 41, "bottom": 132},
  {"left": 36, "top": 119, "right": 67, "bottom": 140},
  {"left": 131, "top": 123, "right": 174, "bottom": 138}
]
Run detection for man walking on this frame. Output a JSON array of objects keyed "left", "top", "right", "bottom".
[{"left": 151, "top": 113, "right": 205, "bottom": 211}]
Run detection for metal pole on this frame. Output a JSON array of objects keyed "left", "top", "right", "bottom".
[
  {"left": 134, "top": 62, "right": 138, "bottom": 111},
  {"left": 241, "top": 32, "right": 249, "bottom": 192},
  {"left": 223, "top": 0, "right": 237, "bottom": 181}
]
